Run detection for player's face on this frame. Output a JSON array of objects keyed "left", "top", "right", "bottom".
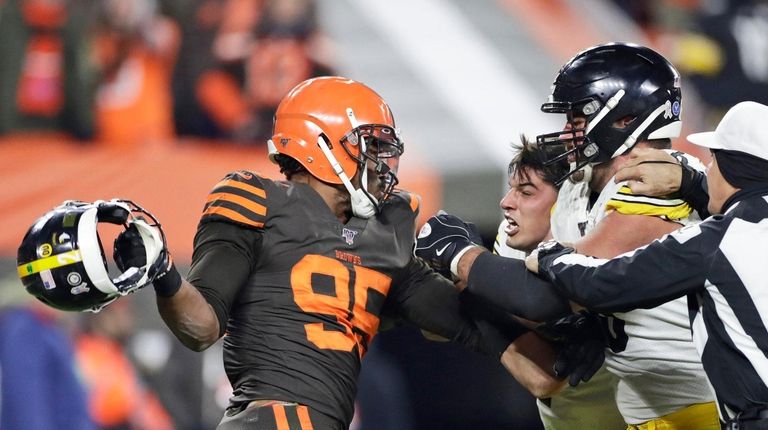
[
  {"left": 500, "top": 167, "right": 557, "bottom": 253},
  {"left": 364, "top": 158, "right": 386, "bottom": 200},
  {"left": 359, "top": 140, "right": 401, "bottom": 201},
  {"left": 562, "top": 115, "right": 590, "bottom": 182}
]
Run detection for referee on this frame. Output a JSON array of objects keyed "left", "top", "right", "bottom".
[{"left": 528, "top": 101, "right": 768, "bottom": 429}]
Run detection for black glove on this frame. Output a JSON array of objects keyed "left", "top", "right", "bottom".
[
  {"left": 459, "top": 291, "right": 530, "bottom": 359},
  {"left": 414, "top": 211, "right": 482, "bottom": 278},
  {"left": 537, "top": 311, "right": 607, "bottom": 387},
  {"left": 114, "top": 224, "right": 181, "bottom": 297},
  {"left": 534, "top": 240, "right": 575, "bottom": 282}
]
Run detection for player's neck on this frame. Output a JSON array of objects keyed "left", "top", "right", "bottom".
[{"left": 293, "top": 173, "right": 352, "bottom": 223}]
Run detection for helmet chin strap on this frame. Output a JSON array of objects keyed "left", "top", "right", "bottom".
[
  {"left": 345, "top": 108, "right": 382, "bottom": 213},
  {"left": 316, "top": 135, "right": 377, "bottom": 219}
]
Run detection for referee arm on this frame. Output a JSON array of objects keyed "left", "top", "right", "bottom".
[
  {"left": 532, "top": 221, "right": 715, "bottom": 313},
  {"left": 456, "top": 247, "right": 572, "bottom": 322}
]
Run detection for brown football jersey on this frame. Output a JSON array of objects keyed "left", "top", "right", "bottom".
[{"left": 192, "top": 171, "right": 480, "bottom": 426}]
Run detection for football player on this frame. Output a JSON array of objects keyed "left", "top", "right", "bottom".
[
  {"left": 528, "top": 101, "right": 768, "bottom": 429},
  {"left": 493, "top": 138, "right": 625, "bottom": 429},
  {"left": 417, "top": 43, "right": 720, "bottom": 429},
  {"left": 111, "top": 77, "right": 519, "bottom": 430}
]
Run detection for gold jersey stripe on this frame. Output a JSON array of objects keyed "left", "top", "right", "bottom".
[
  {"left": 202, "top": 206, "right": 264, "bottom": 228},
  {"left": 213, "top": 179, "right": 267, "bottom": 199},
  {"left": 606, "top": 199, "right": 692, "bottom": 220},
  {"left": 206, "top": 192, "right": 267, "bottom": 216},
  {"left": 17, "top": 250, "right": 83, "bottom": 278}
]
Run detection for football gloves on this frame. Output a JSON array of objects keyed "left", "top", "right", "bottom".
[
  {"left": 114, "top": 224, "right": 181, "bottom": 297},
  {"left": 414, "top": 211, "right": 483, "bottom": 278},
  {"left": 537, "top": 311, "right": 608, "bottom": 387}
]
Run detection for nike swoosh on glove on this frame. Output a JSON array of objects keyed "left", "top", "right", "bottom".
[{"left": 414, "top": 211, "right": 482, "bottom": 278}]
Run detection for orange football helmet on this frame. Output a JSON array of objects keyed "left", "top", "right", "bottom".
[{"left": 268, "top": 76, "right": 403, "bottom": 217}]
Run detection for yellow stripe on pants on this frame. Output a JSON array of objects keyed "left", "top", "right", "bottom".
[{"left": 627, "top": 402, "right": 720, "bottom": 430}]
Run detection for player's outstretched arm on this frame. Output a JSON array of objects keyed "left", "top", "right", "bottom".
[
  {"left": 114, "top": 222, "right": 222, "bottom": 351},
  {"left": 415, "top": 213, "right": 571, "bottom": 322},
  {"left": 528, "top": 225, "right": 711, "bottom": 312},
  {"left": 156, "top": 281, "right": 221, "bottom": 351}
]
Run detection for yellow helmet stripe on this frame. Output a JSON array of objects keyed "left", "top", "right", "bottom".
[{"left": 17, "top": 250, "right": 83, "bottom": 278}]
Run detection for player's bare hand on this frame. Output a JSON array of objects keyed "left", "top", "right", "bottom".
[
  {"left": 525, "top": 249, "right": 540, "bottom": 274},
  {"left": 527, "top": 240, "right": 575, "bottom": 281},
  {"left": 615, "top": 148, "right": 682, "bottom": 196}
]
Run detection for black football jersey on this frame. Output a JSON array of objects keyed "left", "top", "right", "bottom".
[{"left": 190, "top": 171, "right": 480, "bottom": 426}]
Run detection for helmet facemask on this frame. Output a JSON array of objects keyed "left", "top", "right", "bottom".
[
  {"left": 314, "top": 107, "right": 403, "bottom": 218},
  {"left": 536, "top": 98, "right": 605, "bottom": 186},
  {"left": 341, "top": 122, "right": 403, "bottom": 204},
  {"left": 535, "top": 43, "right": 683, "bottom": 186}
]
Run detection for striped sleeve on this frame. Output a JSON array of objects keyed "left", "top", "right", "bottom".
[
  {"left": 201, "top": 171, "right": 268, "bottom": 228},
  {"left": 606, "top": 185, "right": 693, "bottom": 221}
]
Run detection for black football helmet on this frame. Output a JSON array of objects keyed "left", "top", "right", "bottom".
[
  {"left": 536, "top": 43, "right": 682, "bottom": 184},
  {"left": 17, "top": 199, "right": 165, "bottom": 312}
]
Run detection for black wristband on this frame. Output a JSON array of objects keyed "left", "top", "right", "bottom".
[
  {"left": 678, "top": 163, "right": 710, "bottom": 218},
  {"left": 679, "top": 163, "right": 695, "bottom": 197},
  {"left": 153, "top": 263, "right": 182, "bottom": 297}
]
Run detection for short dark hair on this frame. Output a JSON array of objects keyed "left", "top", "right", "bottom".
[
  {"left": 508, "top": 135, "right": 568, "bottom": 189},
  {"left": 274, "top": 154, "right": 307, "bottom": 180},
  {"left": 643, "top": 138, "right": 672, "bottom": 150}
]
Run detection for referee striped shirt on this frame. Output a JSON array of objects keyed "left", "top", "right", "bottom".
[{"left": 537, "top": 193, "right": 768, "bottom": 421}]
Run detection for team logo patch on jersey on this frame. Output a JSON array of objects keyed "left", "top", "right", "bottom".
[
  {"left": 233, "top": 170, "right": 253, "bottom": 180},
  {"left": 341, "top": 228, "right": 358, "bottom": 245}
]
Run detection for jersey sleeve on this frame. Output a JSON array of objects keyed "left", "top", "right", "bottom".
[
  {"left": 466, "top": 252, "right": 572, "bottom": 322},
  {"left": 538, "top": 219, "right": 719, "bottom": 313},
  {"left": 187, "top": 220, "right": 263, "bottom": 336},
  {"left": 389, "top": 190, "right": 421, "bottom": 216},
  {"left": 606, "top": 185, "right": 693, "bottom": 221},
  {"left": 200, "top": 170, "right": 270, "bottom": 229}
]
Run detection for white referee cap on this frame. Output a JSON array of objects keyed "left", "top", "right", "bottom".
[{"left": 687, "top": 101, "right": 768, "bottom": 162}]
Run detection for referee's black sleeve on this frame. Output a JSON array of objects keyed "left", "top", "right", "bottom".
[
  {"left": 539, "top": 221, "right": 715, "bottom": 313},
  {"left": 466, "top": 252, "right": 572, "bottom": 322}
]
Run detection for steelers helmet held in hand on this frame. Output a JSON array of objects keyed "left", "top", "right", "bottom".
[{"left": 17, "top": 199, "right": 164, "bottom": 312}]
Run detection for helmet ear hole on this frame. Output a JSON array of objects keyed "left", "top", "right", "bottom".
[{"left": 97, "top": 203, "right": 130, "bottom": 225}]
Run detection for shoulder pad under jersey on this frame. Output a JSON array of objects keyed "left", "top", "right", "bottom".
[
  {"left": 201, "top": 170, "right": 272, "bottom": 228},
  {"left": 605, "top": 150, "right": 705, "bottom": 221},
  {"left": 607, "top": 185, "right": 693, "bottom": 221},
  {"left": 387, "top": 190, "right": 421, "bottom": 215}
]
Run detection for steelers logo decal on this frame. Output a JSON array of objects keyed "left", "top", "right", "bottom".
[
  {"left": 38, "top": 243, "right": 53, "bottom": 258},
  {"left": 67, "top": 272, "right": 82, "bottom": 286},
  {"left": 417, "top": 223, "right": 431, "bottom": 239}
]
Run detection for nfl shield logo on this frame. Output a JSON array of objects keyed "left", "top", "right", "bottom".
[{"left": 341, "top": 228, "right": 358, "bottom": 245}]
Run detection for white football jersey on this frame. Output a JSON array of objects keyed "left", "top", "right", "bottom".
[
  {"left": 495, "top": 221, "right": 625, "bottom": 430},
  {"left": 550, "top": 151, "right": 713, "bottom": 424}
]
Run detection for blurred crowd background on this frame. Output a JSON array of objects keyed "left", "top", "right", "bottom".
[{"left": 1, "top": 0, "right": 767, "bottom": 429}]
